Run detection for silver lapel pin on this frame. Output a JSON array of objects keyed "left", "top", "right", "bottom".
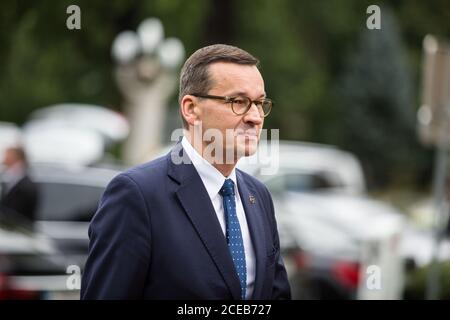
[{"left": 249, "top": 195, "right": 256, "bottom": 204}]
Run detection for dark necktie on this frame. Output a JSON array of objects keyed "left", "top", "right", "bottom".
[{"left": 219, "top": 178, "right": 247, "bottom": 300}]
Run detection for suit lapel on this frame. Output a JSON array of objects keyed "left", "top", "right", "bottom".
[
  {"left": 236, "top": 170, "right": 267, "bottom": 300},
  {"left": 1, "top": 176, "right": 25, "bottom": 200},
  {"left": 167, "top": 146, "right": 242, "bottom": 299}
]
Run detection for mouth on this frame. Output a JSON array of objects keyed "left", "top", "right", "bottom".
[
  {"left": 236, "top": 131, "right": 258, "bottom": 144},
  {"left": 235, "top": 129, "right": 258, "bottom": 138}
]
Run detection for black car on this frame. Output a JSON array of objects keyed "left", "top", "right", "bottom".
[
  {"left": 30, "top": 163, "right": 121, "bottom": 254},
  {"left": 0, "top": 208, "right": 80, "bottom": 299},
  {"left": 0, "top": 163, "right": 121, "bottom": 299}
]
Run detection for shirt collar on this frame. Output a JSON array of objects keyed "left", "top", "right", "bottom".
[
  {"left": 181, "top": 136, "right": 238, "bottom": 199},
  {"left": 2, "top": 163, "right": 26, "bottom": 183},
  {"left": 1, "top": 163, "right": 26, "bottom": 192}
]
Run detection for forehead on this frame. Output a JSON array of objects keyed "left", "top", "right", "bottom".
[{"left": 207, "top": 62, "right": 265, "bottom": 95}]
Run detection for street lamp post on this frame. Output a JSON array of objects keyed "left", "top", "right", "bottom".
[
  {"left": 112, "top": 18, "right": 185, "bottom": 165},
  {"left": 418, "top": 35, "right": 450, "bottom": 300}
]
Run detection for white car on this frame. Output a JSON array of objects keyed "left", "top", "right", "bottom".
[
  {"left": 238, "top": 140, "right": 407, "bottom": 300},
  {"left": 23, "top": 103, "right": 130, "bottom": 166}
]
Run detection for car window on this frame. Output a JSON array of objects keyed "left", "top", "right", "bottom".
[
  {"left": 35, "top": 182, "right": 105, "bottom": 221},
  {"left": 265, "top": 172, "right": 343, "bottom": 193}
]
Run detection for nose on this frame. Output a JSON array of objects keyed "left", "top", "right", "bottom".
[{"left": 243, "top": 102, "right": 263, "bottom": 126}]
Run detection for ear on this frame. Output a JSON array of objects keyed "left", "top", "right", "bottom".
[{"left": 180, "top": 95, "right": 200, "bottom": 127}]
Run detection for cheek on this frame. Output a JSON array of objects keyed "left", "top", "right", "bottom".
[
  {"left": 202, "top": 116, "right": 226, "bottom": 135},
  {"left": 203, "top": 110, "right": 239, "bottom": 131},
  {"left": 200, "top": 114, "right": 229, "bottom": 144},
  {"left": 201, "top": 107, "right": 225, "bottom": 126},
  {"left": 3, "top": 155, "right": 12, "bottom": 165}
]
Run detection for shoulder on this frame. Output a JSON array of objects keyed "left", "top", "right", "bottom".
[
  {"left": 236, "top": 168, "right": 271, "bottom": 199},
  {"left": 100, "top": 152, "right": 168, "bottom": 198},
  {"left": 236, "top": 168, "right": 267, "bottom": 189},
  {"left": 109, "top": 153, "right": 170, "bottom": 191},
  {"left": 97, "top": 154, "right": 172, "bottom": 218},
  {"left": 15, "top": 175, "right": 38, "bottom": 192}
]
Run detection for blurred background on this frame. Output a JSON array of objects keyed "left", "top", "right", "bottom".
[{"left": 1, "top": 0, "right": 450, "bottom": 299}]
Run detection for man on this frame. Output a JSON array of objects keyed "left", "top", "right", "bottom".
[
  {"left": 0, "top": 146, "right": 38, "bottom": 221},
  {"left": 81, "top": 44, "right": 291, "bottom": 299}
]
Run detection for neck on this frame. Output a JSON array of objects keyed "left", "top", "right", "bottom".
[
  {"left": 5, "top": 162, "right": 25, "bottom": 174},
  {"left": 212, "top": 163, "right": 235, "bottom": 178},
  {"left": 185, "top": 133, "right": 237, "bottom": 177}
]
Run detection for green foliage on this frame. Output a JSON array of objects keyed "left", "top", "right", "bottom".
[{"left": 404, "top": 261, "right": 450, "bottom": 300}]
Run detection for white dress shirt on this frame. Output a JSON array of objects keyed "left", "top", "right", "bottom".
[
  {"left": 181, "top": 137, "right": 256, "bottom": 299},
  {"left": 1, "top": 163, "right": 26, "bottom": 195}
]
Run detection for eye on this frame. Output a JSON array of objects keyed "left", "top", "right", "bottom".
[
  {"left": 254, "top": 100, "right": 263, "bottom": 107},
  {"left": 233, "top": 97, "right": 248, "bottom": 105}
]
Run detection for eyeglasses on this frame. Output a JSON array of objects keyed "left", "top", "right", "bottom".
[{"left": 191, "top": 94, "right": 273, "bottom": 117}]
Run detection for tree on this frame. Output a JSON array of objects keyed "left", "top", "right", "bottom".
[{"left": 335, "top": 7, "right": 420, "bottom": 189}]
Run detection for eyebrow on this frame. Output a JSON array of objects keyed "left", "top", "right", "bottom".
[{"left": 228, "top": 92, "right": 267, "bottom": 99}]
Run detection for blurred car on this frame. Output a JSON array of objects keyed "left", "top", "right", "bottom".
[
  {"left": 27, "top": 104, "right": 130, "bottom": 147},
  {"left": 21, "top": 103, "right": 130, "bottom": 166},
  {"left": 30, "top": 163, "right": 121, "bottom": 257},
  {"left": 238, "top": 140, "right": 407, "bottom": 300},
  {"left": 23, "top": 124, "right": 105, "bottom": 166},
  {"left": 0, "top": 209, "right": 80, "bottom": 299},
  {"left": 238, "top": 140, "right": 367, "bottom": 195},
  {"left": 0, "top": 105, "right": 129, "bottom": 299},
  {"left": 274, "top": 188, "right": 405, "bottom": 300},
  {"left": 0, "top": 162, "right": 122, "bottom": 299}
]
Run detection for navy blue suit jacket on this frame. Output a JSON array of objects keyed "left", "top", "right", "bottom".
[{"left": 81, "top": 145, "right": 291, "bottom": 299}]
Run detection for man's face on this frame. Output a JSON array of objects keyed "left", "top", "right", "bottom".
[
  {"left": 193, "top": 62, "right": 265, "bottom": 163},
  {"left": 2, "top": 149, "right": 19, "bottom": 168}
]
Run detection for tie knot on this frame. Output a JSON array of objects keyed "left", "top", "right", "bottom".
[{"left": 220, "top": 179, "right": 235, "bottom": 197}]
